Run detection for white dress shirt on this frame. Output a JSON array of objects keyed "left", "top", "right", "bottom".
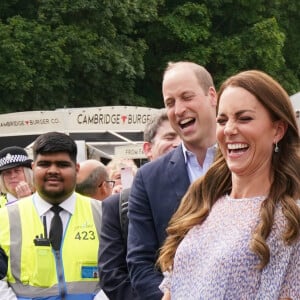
[
  {"left": 6, "top": 193, "right": 18, "bottom": 205},
  {"left": 182, "top": 143, "right": 217, "bottom": 183},
  {"left": 33, "top": 192, "right": 76, "bottom": 237}
]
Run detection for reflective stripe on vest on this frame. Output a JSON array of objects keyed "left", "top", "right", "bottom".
[
  {"left": 8, "top": 202, "right": 22, "bottom": 281},
  {"left": 10, "top": 281, "right": 98, "bottom": 298},
  {"left": 3, "top": 194, "right": 102, "bottom": 298}
]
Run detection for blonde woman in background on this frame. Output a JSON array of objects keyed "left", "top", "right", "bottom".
[
  {"left": 106, "top": 157, "right": 138, "bottom": 194},
  {"left": 0, "top": 146, "right": 34, "bottom": 207}
]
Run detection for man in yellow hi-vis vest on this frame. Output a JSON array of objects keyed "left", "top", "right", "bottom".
[{"left": 0, "top": 132, "right": 102, "bottom": 300}]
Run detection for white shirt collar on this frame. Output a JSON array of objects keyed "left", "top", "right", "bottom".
[
  {"left": 181, "top": 142, "right": 217, "bottom": 163},
  {"left": 6, "top": 193, "right": 18, "bottom": 203},
  {"left": 33, "top": 192, "right": 76, "bottom": 217}
]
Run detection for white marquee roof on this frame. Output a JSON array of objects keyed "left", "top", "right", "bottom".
[
  {"left": 0, "top": 106, "right": 160, "bottom": 160},
  {"left": 291, "top": 92, "right": 300, "bottom": 110}
]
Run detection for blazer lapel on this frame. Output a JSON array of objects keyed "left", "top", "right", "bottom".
[{"left": 168, "top": 145, "right": 190, "bottom": 204}]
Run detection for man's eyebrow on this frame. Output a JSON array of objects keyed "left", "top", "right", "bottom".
[
  {"left": 181, "top": 91, "right": 195, "bottom": 95},
  {"left": 164, "top": 96, "right": 173, "bottom": 102},
  {"left": 164, "top": 132, "right": 177, "bottom": 137}
]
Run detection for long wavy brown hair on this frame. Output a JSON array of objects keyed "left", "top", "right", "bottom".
[{"left": 158, "top": 70, "right": 300, "bottom": 272}]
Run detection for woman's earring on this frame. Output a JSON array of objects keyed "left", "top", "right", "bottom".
[{"left": 274, "top": 142, "right": 279, "bottom": 153}]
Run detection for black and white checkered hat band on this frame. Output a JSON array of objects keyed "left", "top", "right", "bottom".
[{"left": 0, "top": 154, "right": 29, "bottom": 168}]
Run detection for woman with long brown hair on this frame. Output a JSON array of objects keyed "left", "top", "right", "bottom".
[{"left": 158, "top": 70, "right": 300, "bottom": 299}]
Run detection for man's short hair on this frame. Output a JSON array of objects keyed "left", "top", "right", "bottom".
[
  {"left": 33, "top": 132, "right": 77, "bottom": 163},
  {"left": 143, "top": 109, "right": 169, "bottom": 143},
  {"left": 76, "top": 166, "right": 108, "bottom": 196},
  {"left": 164, "top": 61, "right": 215, "bottom": 95}
]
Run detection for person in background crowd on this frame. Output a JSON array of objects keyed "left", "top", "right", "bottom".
[
  {"left": 127, "top": 61, "right": 218, "bottom": 299},
  {"left": 106, "top": 158, "right": 137, "bottom": 194},
  {"left": 76, "top": 159, "right": 114, "bottom": 201},
  {"left": 0, "top": 131, "right": 102, "bottom": 299},
  {"left": 99, "top": 108, "right": 181, "bottom": 300},
  {"left": 142, "top": 108, "right": 181, "bottom": 161},
  {"left": 158, "top": 70, "right": 300, "bottom": 299},
  {"left": 0, "top": 146, "right": 34, "bottom": 207}
]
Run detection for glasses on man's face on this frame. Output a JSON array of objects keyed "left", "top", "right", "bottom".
[{"left": 99, "top": 180, "right": 115, "bottom": 189}]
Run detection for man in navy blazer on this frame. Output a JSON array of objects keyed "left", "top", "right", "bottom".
[
  {"left": 98, "top": 109, "right": 180, "bottom": 299},
  {"left": 127, "top": 61, "right": 218, "bottom": 299}
]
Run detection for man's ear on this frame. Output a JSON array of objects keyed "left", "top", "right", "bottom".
[
  {"left": 208, "top": 86, "right": 217, "bottom": 106},
  {"left": 99, "top": 181, "right": 106, "bottom": 193},
  {"left": 97, "top": 180, "right": 107, "bottom": 197},
  {"left": 75, "top": 163, "right": 80, "bottom": 174},
  {"left": 143, "top": 142, "right": 152, "bottom": 160}
]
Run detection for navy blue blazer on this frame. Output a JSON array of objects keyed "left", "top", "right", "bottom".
[
  {"left": 99, "top": 193, "right": 139, "bottom": 300},
  {"left": 127, "top": 145, "right": 190, "bottom": 300}
]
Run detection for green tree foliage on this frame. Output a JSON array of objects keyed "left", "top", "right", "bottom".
[
  {"left": 0, "top": 0, "right": 299, "bottom": 112},
  {"left": 273, "top": 0, "right": 300, "bottom": 94},
  {"left": 137, "top": 0, "right": 300, "bottom": 107},
  {"left": 0, "top": 0, "right": 161, "bottom": 112}
]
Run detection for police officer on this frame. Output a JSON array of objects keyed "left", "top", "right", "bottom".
[
  {"left": 0, "top": 146, "right": 34, "bottom": 207},
  {"left": 0, "top": 132, "right": 102, "bottom": 299}
]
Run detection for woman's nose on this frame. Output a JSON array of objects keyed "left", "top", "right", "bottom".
[{"left": 224, "top": 120, "right": 237, "bottom": 135}]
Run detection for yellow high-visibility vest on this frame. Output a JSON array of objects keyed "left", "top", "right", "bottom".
[
  {"left": 0, "top": 193, "right": 102, "bottom": 300},
  {"left": 0, "top": 195, "right": 7, "bottom": 208}
]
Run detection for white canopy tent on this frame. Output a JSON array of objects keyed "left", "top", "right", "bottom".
[
  {"left": 291, "top": 92, "right": 300, "bottom": 110},
  {"left": 0, "top": 106, "right": 160, "bottom": 162}
]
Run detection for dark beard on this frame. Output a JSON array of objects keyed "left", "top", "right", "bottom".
[{"left": 39, "top": 187, "right": 72, "bottom": 204}]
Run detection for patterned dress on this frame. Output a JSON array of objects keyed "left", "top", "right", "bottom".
[{"left": 160, "top": 195, "right": 300, "bottom": 299}]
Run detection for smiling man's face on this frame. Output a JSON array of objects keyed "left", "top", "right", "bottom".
[
  {"left": 163, "top": 65, "right": 217, "bottom": 152},
  {"left": 32, "top": 152, "right": 79, "bottom": 204}
]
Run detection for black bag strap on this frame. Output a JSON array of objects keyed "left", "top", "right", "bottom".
[{"left": 119, "top": 188, "right": 130, "bottom": 244}]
